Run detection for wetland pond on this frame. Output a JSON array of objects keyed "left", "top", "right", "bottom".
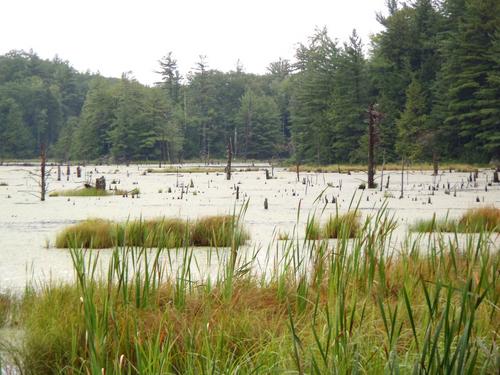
[{"left": 0, "top": 163, "right": 498, "bottom": 292}]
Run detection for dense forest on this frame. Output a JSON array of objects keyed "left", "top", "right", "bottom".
[{"left": 0, "top": 0, "right": 498, "bottom": 164}]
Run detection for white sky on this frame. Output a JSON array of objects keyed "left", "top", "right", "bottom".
[{"left": 1, "top": 0, "right": 387, "bottom": 85}]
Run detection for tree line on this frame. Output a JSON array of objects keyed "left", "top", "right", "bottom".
[{"left": 0, "top": 0, "right": 498, "bottom": 165}]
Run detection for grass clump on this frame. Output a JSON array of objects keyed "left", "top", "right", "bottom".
[
  {"left": 458, "top": 206, "right": 499, "bottom": 231},
  {"left": 55, "top": 219, "right": 117, "bottom": 248},
  {"left": 306, "top": 211, "right": 361, "bottom": 239},
  {"left": 323, "top": 211, "right": 361, "bottom": 238},
  {"left": 49, "top": 187, "right": 128, "bottom": 197},
  {"left": 412, "top": 206, "right": 500, "bottom": 233},
  {"left": 55, "top": 215, "right": 249, "bottom": 249},
  {"left": 147, "top": 167, "right": 225, "bottom": 173}
]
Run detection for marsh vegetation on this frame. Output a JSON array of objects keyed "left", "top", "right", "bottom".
[{"left": 0, "top": 208, "right": 498, "bottom": 374}]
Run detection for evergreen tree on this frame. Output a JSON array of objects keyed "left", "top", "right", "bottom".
[
  {"left": 73, "top": 77, "right": 117, "bottom": 160},
  {"left": 290, "top": 28, "right": 338, "bottom": 164},
  {"left": 396, "top": 77, "right": 429, "bottom": 160},
  {"left": 440, "top": 0, "right": 500, "bottom": 161},
  {"left": 331, "top": 30, "right": 370, "bottom": 162}
]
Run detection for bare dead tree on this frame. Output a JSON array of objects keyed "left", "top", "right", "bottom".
[
  {"left": 226, "top": 137, "right": 232, "bottom": 180},
  {"left": 367, "top": 104, "right": 383, "bottom": 189},
  {"left": 23, "top": 143, "right": 51, "bottom": 200},
  {"left": 40, "top": 143, "right": 47, "bottom": 201}
]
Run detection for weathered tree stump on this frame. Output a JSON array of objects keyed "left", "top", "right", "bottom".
[
  {"left": 494, "top": 171, "right": 499, "bottom": 183},
  {"left": 77, "top": 166, "right": 82, "bottom": 178},
  {"left": 95, "top": 176, "right": 106, "bottom": 190},
  {"left": 264, "top": 198, "right": 268, "bottom": 210},
  {"left": 57, "top": 165, "right": 61, "bottom": 181}
]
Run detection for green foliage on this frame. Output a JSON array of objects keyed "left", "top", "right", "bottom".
[
  {"left": 290, "top": 28, "right": 337, "bottom": 164},
  {"left": 396, "top": 77, "right": 428, "bottom": 159},
  {"left": 237, "top": 88, "right": 282, "bottom": 159},
  {"left": 0, "top": 1, "right": 497, "bottom": 164}
]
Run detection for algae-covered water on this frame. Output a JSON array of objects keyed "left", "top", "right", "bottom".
[{"left": 0, "top": 163, "right": 498, "bottom": 291}]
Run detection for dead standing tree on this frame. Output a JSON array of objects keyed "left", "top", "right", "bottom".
[
  {"left": 25, "top": 143, "right": 50, "bottom": 201},
  {"left": 367, "top": 104, "right": 383, "bottom": 189},
  {"left": 226, "top": 137, "right": 232, "bottom": 180},
  {"left": 40, "top": 143, "right": 47, "bottom": 201}
]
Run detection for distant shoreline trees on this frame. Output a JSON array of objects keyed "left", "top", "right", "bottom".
[{"left": 0, "top": 0, "right": 498, "bottom": 165}]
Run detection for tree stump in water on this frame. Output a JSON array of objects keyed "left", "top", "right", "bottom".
[
  {"left": 77, "top": 166, "right": 82, "bottom": 178},
  {"left": 494, "top": 171, "right": 499, "bottom": 183},
  {"left": 96, "top": 177, "right": 106, "bottom": 190},
  {"left": 57, "top": 165, "right": 61, "bottom": 181}
]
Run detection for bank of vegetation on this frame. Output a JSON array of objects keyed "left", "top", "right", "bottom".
[{"left": 0, "top": 208, "right": 498, "bottom": 373}]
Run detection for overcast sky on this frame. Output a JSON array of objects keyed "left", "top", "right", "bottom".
[{"left": 1, "top": 0, "right": 387, "bottom": 85}]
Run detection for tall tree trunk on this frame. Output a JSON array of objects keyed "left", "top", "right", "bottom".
[
  {"left": 226, "top": 137, "right": 232, "bottom": 180},
  {"left": 367, "top": 105, "right": 376, "bottom": 189},
  {"left": 40, "top": 143, "right": 46, "bottom": 201},
  {"left": 432, "top": 151, "right": 439, "bottom": 176}
]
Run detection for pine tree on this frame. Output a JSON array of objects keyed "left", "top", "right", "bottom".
[
  {"left": 331, "top": 30, "right": 369, "bottom": 162},
  {"left": 290, "top": 28, "right": 338, "bottom": 164},
  {"left": 396, "top": 77, "right": 428, "bottom": 160},
  {"left": 440, "top": 0, "right": 500, "bottom": 161}
]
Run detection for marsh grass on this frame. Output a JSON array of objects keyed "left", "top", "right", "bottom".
[
  {"left": 49, "top": 187, "right": 129, "bottom": 197},
  {"left": 55, "top": 215, "right": 249, "bottom": 249},
  {"left": 147, "top": 167, "right": 261, "bottom": 173},
  {"left": 2, "top": 201, "right": 499, "bottom": 374},
  {"left": 305, "top": 211, "right": 361, "bottom": 239},
  {"left": 290, "top": 163, "right": 490, "bottom": 173},
  {"left": 147, "top": 167, "right": 225, "bottom": 173},
  {"left": 323, "top": 211, "right": 361, "bottom": 238},
  {"left": 0, "top": 292, "right": 13, "bottom": 327},
  {"left": 412, "top": 206, "right": 500, "bottom": 233}
]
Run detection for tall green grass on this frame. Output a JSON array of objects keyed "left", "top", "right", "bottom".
[{"left": 1, "top": 202, "right": 498, "bottom": 374}]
